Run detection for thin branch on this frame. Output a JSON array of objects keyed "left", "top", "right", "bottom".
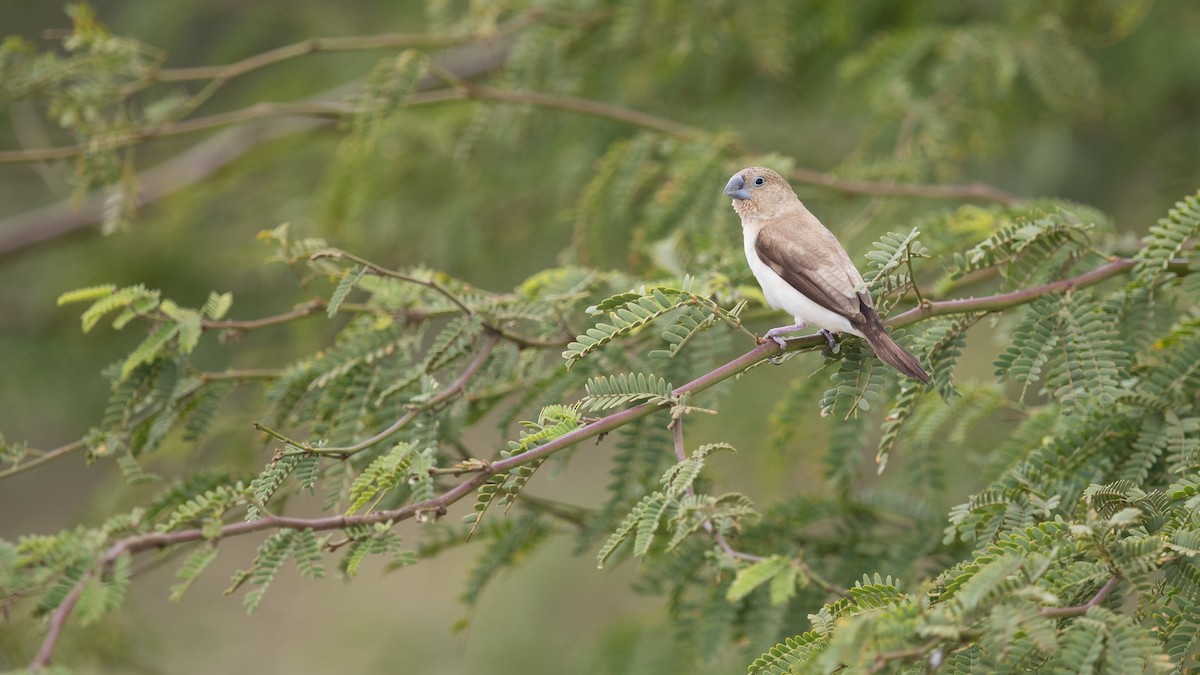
[
  {"left": 6, "top": 14, "right": 544, "bottom": 166},
  {"left": 465, "top": 83, "right": 702, "bottom": 139},
  {"left": 0, "top": 34, "right": 516, "bottom": 260},
  {"left": 202, "top": 299, "right": 326, "bottom": 330},
  {"left": 0, "top": 440, "right": 84, "bottom": 481},
  {"left": 30, "top": 571, "right": 89, "bottom": 669},
  {"left": 1039, "top": 575, "right": 1120, "bottom": 618},
  {"left": 0, "top": 102, "right": 354, "bottom": 165},
  {"left": 312, "top": 249, "right": 475, "bottom": 315},
  {"left": 867, "top": 640, "right": 945, "bottom": 675},
  {"left": 148, "top": 24, "right": 529, "bottom": 84},
  {"left": 887, "top": 257, "right": 1139, "bottom": 330},
  {"left": 457, "top": 83, "right": 1019, "bottom": 204},
  {"left": 199, "top": 369, "right": 284, "bottom": 381},
  {"left": 270, "top": 330, "right": 502, "bottom": 457},
  {"left": 311, "top": 249, "right": 564, "bottom": 348},
  {"left": 904, "top": 242, "right": 925, "bottom": 306},
  {"left": 27, "top": 254, "right": 1181, "bottom": 667}
]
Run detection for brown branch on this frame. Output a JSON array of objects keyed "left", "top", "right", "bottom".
[
  {"left": 312, "top": 249, "right": 475, "bottom": 315},
  {"left": 199, "top": 369, "right": 285, "bottom": 381},
  {"left": 27, "top": 254, "right": 1178, "bottom": 667},
  {"left": 30, "top": 570, "right": 90, "bottom": 669},
  {"left": 465, "top": 83, "right": 701, "bottom": 139},
  {"left": 789, "top": 166, "right": 1017, "bottom": 204},
  {"left": 886, "top": 258, "right": 1139, "bottom": 330},
  {"left": 149, "top": 26, "right": 526, "bottom": 83},
  {"left": 0, "top": 440, "right": 84, "bottom": 481},
  {"left": 0, "top": 102, "right": 353, "bottom": 165},
  {"left": 7, "top": 15, "right": 543, "bottom": 166},
  {"left": 267, "top": 330, "right": 502, "bottom": 457},
  {"left": 1039, "top": 575, "right": 1120, "bottom": 618},
  {"left": 201, "top": 299, "right": 326, "bottom": 331},
  {"left": 0, "top": 34, "right": 516, "bottom": 261},
  {"left": 311, "top": 249, "right": 565, "bottom": 348}
]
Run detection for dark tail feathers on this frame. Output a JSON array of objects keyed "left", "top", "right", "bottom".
[{"left": 858, "top": 312, "right": 930, "bottom": 384}]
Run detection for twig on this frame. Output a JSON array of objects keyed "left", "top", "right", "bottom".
[
  {"left": 455, "top": 83, "right": 1019, "bottom": 205},
  {"left": 312, "top": 249, "right": 475, "bottom": 315},
  {"left": 202, "top": 299, "right": 326, "bottom": 330},
  {"left": 887, "top": 257, "right": 1139, "bottom": 330},
  {"left": 867, "top": 640, "right": 945, "bottom": 674},
  {"left": 904, "top": 242, "right": 925, "bottom": 306},
  {"left": 311, "top": 249, "right": 563, "bottom": 348},
  {"left": 147, "top": 22, "right": 532, "bottom": 84},
  {"left": 199, "top": 369, "right": 285, "bottom": 381},
  {"left": 1039, "top": 575, "right": 1120, "bottom": 618},
  {"left": 30, "top": 570, "right": 91, "bottom": 669},
  {"left": 27, "top": 255, "right": 1180, "bottom": 667},
  {"left": 0, "top": 33, "right": 518, "bottom": 260},
  {"left": 271, "top": 330, "right": 501, "bottom": 457},
  {"left": 0, "top": 440, "right": 84, "bottom": 481}
]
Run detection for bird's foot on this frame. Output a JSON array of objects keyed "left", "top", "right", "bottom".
[
  {"left": 762, "top": 323, "right": 806, "bottom": 365},
  {"left": 819, "top": 329, "right": 839, "bottom": 352}
]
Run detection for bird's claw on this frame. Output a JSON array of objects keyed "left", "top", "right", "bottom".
[{"left": 819, "top": 329, "right": 839, "bottom": 352}]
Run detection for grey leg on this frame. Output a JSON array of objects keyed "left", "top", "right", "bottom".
[{"left": 763, "top": 322, "right": 807, "bottom": 364}]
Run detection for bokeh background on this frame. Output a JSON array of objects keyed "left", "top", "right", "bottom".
[{"left": 2, "top": 1, "right": 1199, "bottom": 672}]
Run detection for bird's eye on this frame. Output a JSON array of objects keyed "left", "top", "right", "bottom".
[{"left": 753, "top": 176, "right": 765, "bottom": 186}]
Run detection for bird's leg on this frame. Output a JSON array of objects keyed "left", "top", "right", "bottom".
[
  {"left": 819, "top": 329, "right": 838, "bottom": 351},
  {"left": 762, "top": 322, "right": 806, "bottom": 365}
]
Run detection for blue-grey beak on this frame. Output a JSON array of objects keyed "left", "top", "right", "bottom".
[{"left": 724, "top": 174, "right": 751, "bottom": 200}]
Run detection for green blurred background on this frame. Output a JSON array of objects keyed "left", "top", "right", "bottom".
[{"left": 2, "top": 1, "right": 1198, "bottom": 672}]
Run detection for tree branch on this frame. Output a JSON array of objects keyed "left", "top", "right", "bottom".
[
  {"left": 451, "top": 81, "right": 1019, "bottom": 205},
  {"left": 28, "top": 254, "right": 1178, "bottom": 667},
  {"left": 0, "top": 440, "right": 84, "bottom": 481},
  {"left": 267, "top": 330, "right": 502, "bottom": 457},
  {"left": 0, "top": 33, "right": 517, "bottom": 260},
  {"left": 1039, "top": 575, "right": 1120, "bottom": 618}
]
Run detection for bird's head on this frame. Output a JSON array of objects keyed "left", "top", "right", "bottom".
[{"left": 723, "top": 167, "right": 796, "bottom": 220}]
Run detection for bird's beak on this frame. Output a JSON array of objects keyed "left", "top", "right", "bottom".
[{"left": 724, "top": 174, "right": 751, "bottom": 200}]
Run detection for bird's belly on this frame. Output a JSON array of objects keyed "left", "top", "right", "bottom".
[{"left": 743, "top": 237, "right": 860, "bottom": 336}]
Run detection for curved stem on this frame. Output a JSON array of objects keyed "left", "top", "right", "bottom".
[
  {"left": 0, "top": 440, "right": 84, "bottom": 481},
  {"left": 28, "top": 254, "right": 1181, "bottom": 668}
]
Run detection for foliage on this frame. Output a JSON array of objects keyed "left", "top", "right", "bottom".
[{"left": 2, "top": 2, "right": 1200, "bottom": 674}]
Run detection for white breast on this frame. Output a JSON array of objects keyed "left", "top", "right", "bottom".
[{"left": 742, "top": 230, "right": 861, "bottom": 337}]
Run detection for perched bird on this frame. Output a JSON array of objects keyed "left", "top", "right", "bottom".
[{"left": 724, "top": 167, "right": 930, "bottom": 383}]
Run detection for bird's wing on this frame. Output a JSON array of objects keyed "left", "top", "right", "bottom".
[{"left": 753, "top": 219, "right": 866, "bottom": 322}]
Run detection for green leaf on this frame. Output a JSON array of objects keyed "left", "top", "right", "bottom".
[
  {"left": 120, "top": 323, "right": 179, "bottom": 381},
  {"left": 202, "top": 291, "right": 233, "bottom": 320},
  {"left": 328, "top": 265, "right": 367, "bottom": 317},
  {"left": 57, "top": 284, "right": 116, "bottom": 305},
  {"left": 169, "top": 544, "right": 218, "bottom": 602},
  {"left": 727, "top": 555, "right": 790, "bottom": 602}
]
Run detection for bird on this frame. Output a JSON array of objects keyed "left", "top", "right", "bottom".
[{"left": 724, "top": 167, "right": 930, "bottom": 384}]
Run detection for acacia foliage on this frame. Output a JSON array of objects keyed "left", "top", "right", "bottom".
[{"left": 2, "top": 2, "right": 1199, "bottom": 673}]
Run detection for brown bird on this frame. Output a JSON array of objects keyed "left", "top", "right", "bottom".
[{"left": 724, "top": 167, "right": 930, "bottom": 383}]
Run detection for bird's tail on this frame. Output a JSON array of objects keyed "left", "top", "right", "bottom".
[{"left": 859, "top": 311, "right": 931, "bottom": 384}]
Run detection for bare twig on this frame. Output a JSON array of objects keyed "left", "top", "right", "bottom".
[
  {"left": 199, "top": 369, "right": 285, "bottom": 381},
  {"left": 1039, "top": 575, "right": 1120, "bottom": 618},
  {"left": 269, "top": 330, "right": 502, "bottom": 457},
  {"left": 30, "top": 570, "right": 91, "bottom": 669},
  {"left": 202, "top": 299, "right": 326, "bottom": 330},
  {"left": 311, "top": 249, "right": 564, "bottom": 348},
  {"left": 27, "top": 255, "right": 1179, "bottom": 667},
  {"left": 0, "top": 440, "right": 84, "bottom": 481},
  {"left": 0, "top": 32, "right": 517, "bottom": 260},
  {"left": 147, "top": 23, "right": 530, "bottom": 84}
]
